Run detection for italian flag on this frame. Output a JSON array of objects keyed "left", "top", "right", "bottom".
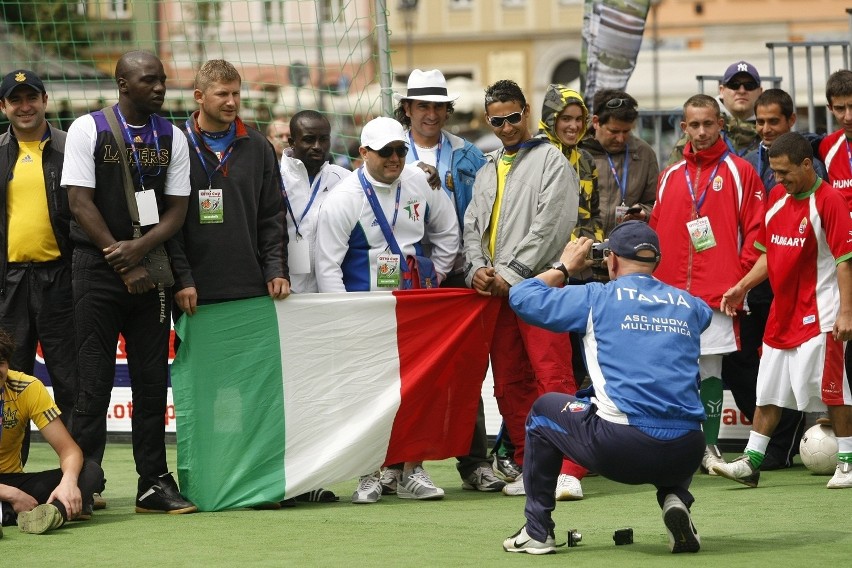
[{"left": 171, "top": 289, "right": 499, "bottom": 511}]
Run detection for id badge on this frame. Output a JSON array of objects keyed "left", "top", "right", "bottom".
[
  {"left": 615, "top": 204, "right": 629, "bottom": 224},
  {"left": 288, "top": 234, "right": 311, "bottom": 275},
  {"left": 136, "top": 189, "right": 159, "bottom": 226},
  {"left": 376, "top": 252, "right": 401, "bottom": 288},
  {"left": 199, "top": 189, "right": 224, "bottom": 224},
  {"left": 686, "top": 216, "right": 717, "bottom": 252}
]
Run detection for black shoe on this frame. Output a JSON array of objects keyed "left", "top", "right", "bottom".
[
  {"left": 760, "top": 454, "right": 793, "bottom": 471},
  {"left": 294, "top": 488, "right": 339, "bottom": 503},
  {"left": 78, "top": 501, "right": 94, "bottom": 521},
  {"left": 136, "top": 473, "right": 198, "bottom": 514},
  {"left": 492, "top": 454, "right": 523, "bottom": 482},
  {"left": 662, "top": 495, "right": 700, "bottom": 553},
  {"left": 251, "top": 502, "right": 283, "bottom": 510}
]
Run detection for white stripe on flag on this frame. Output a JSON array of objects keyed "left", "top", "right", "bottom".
[{"left": 277, "top": 292, "right": 401, "bottom": 496}]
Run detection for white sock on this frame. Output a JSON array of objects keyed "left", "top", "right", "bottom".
[{"left": 745, "top": 431, "right": 770, "bottom": 455}]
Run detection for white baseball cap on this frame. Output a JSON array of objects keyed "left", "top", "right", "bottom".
[{"left": 360, "top": 116, "right": 408, "bottom": 149}]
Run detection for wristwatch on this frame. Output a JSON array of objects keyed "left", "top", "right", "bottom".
[{"left": 552, "top": 262, "right": 570, "bottom": 283}]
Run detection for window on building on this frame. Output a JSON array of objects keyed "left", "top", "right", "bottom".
[
  {"left": 450, "top": 0, "right": 473, "bottom": 8},
  {"left": 264, "top": 0, "right": 286, "bottom": 24},
  {"left": 551, "top": 58, "right": 581, "bottom": 86},
  {"left": 319, "top": 0, "right": 344, "bottom": 21},
  {"left": 502, "top": 0, "right": 526, "bottom": 7},
  {"left": 106, "top": 0, "right": 130, "bottom": 19}
]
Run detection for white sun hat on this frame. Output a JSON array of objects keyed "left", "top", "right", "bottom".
[{"left": 393, "top": 69, "right": 460, "bottom": 103}]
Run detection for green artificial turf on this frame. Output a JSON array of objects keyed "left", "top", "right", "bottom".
[{"left": 3, "top": 443, "right": 848, "bottom": 566}]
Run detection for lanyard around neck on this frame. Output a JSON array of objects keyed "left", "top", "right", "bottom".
[
  {"left": 606, "top": 143, "right": 630, "bottom": 203},
  {"left": 408, "top": 131, "right": 442, "bottom": 165},
  {"left": 114, "top": 106, "right": 161, "bottom": 190},
  {"left": 296, "top": 174, "right": 324, "bottom": 229},
  {"left": 185, "top": 119, "right": 237, "bottom": 189},
  {"left": 684, "top": 151, "right": 728, "bottom": 214},
  {"left": 358, "top": 167, "right": 402, "bottom": 231}
]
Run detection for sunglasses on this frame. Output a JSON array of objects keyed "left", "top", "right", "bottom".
[
  {"left": 369, "top": 145, "right": 408, "bottom": 158},
  {"left": 725, "top": 80, "right": 760, "bottom": 91},
  {"left": 487, "top": 112, "right": 524, "bottom": 128},
  {"left": 604, "top": 98, "right": 634, "bottom": 110}
]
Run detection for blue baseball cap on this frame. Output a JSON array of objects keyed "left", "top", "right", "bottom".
[
  {"left": 607, "top": 220, "right": 660, "bottom": 263},
  {"left": 722, "top": 61, "right": 760, "bottom": 85}
]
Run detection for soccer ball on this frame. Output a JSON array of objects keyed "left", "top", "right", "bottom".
[{"left": 799, "top": 424, "right": 838, "bottom": 475}]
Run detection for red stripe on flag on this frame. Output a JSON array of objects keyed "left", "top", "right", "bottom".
[{"left": 385, "top": 289, "right": 499, "bottom": 464}]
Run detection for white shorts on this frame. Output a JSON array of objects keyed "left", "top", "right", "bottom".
[
  {"left": 756, "top": 333, "right": 851, "bottom": 412},
  {"left": 699, "top": 309, "right": 738, "bottom": 356},
  {"left": 699, "top": 354, "right": 723, "bottom": 381}
]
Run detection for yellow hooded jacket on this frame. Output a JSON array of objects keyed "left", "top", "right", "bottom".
[{"left": 538, "top": 85, "right": 603, "bottom": 242}]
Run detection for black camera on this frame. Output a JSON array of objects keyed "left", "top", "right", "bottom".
[{"left": 590, "top": 242, "right": 608, "bottom": 260}]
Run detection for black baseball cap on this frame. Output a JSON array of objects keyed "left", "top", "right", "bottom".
[{"left": 1, "top": 70, "right": 45, "bottom": 99}]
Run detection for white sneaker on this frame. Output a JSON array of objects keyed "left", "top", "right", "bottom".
[
  {"left": 827, "top": 461, "right": 852, "bottom": 489},
  {"left": 700, "top": 445, "right": 725, "bottom": 475},
  {"left": 712, "top": 455, "right": 760, "bottom": 488},
  {"left": 380, "top": 467, "right": 402, "bottom": 495},
  {"left": 503, "top": 526, "right": 556, "bottom": 554},
  {"left": 351, "top": 471, "right": 382, "bottom": 504},
  {"left": 554, "top": 474, "right": 584, "bottom": 501},
  {"left": 502, "top": 477, "right": 525, "bottom": 496},
  {"left": 398, "top": 466, "right": 444, "bottom": 500},
  {"left": 662, "top": 494, "right": 700, "bottom": 553}
]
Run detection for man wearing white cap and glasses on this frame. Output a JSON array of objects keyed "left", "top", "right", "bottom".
[
  {"left": 392, "top": 70, "right": 505, "bottom": 494},
  {"left": 314, "top": 116, "right": 460, "bottom": 503}
]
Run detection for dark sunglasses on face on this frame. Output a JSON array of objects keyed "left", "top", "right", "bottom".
[
  {"left": 487, "top": 112, "right": 524, "bottom": 128},
  {"left": 370, "top": 145, "right": 408, "bottom": 158},
  {"left": 725, "top": 80, "right": 760, "bottom": 91}
]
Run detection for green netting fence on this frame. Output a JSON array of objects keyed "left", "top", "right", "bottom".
[{"left": 0, "top": 0, "right": 395, "bottom": 162}]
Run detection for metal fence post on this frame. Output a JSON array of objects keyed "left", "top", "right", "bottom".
[{"left": 375, "top": 0, "right": 394, "bottom": 117}]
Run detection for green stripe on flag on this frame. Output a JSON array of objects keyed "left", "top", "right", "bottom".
[{"left": 172, "top": 296, "right": 286, "bottom": 511}]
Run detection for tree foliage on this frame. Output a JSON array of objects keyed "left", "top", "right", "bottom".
[{"left": 0, "top": 0, "right": 90, "bottom": 51}]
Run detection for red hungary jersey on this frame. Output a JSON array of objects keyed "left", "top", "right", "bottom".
[
  {"left": 757, "top": 178, "right": 852, "bottom": 349},
  {"left": 819, "top": 129, "right": 852, "bottom": 210}
]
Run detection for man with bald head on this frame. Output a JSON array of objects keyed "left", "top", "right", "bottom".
[
  {"left": 266, "top": 117, "right": 291, "bottom": 161},
  {"left": 62, "top": 50, "right": 196, "bottom": 514}
]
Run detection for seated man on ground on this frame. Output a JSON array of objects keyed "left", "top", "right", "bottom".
[{"left": 0, "top": 330, "right": 103, "bottom": 535}]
